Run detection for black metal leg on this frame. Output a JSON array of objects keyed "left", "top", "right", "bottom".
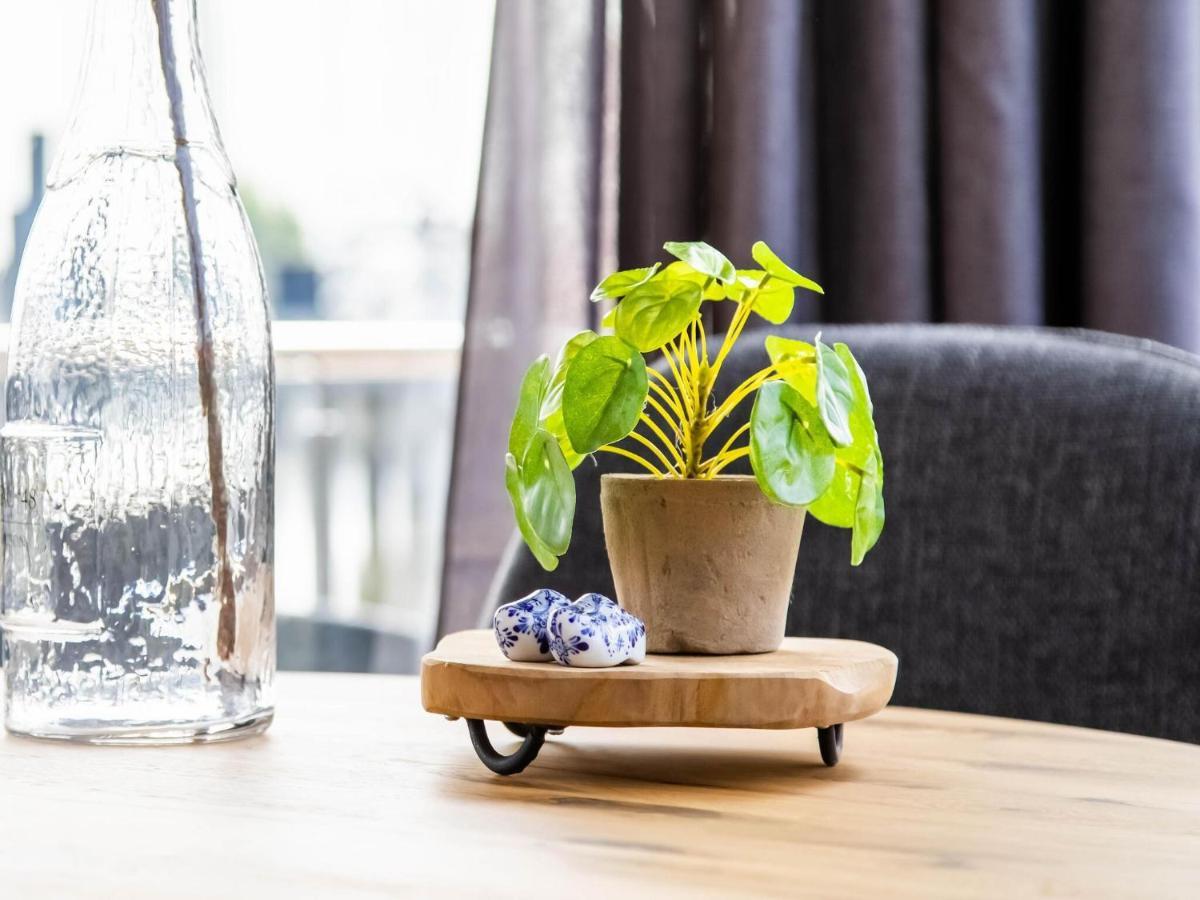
[
  {"left": 504, "top": 722, "right": 566, "bottom": 738},
  {"left": 818, "top": 723, "right": 843, "bottom": 767},
  {"left": 467, "top": 719, "right": 547, "bottom": 775}
]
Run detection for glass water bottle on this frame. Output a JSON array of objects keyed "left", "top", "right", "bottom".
[{"left": 1, "top": 0, "right": 275, "bottom": 742}]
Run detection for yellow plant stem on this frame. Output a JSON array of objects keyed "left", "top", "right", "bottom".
[
  {"left": 597, "top": 445, "right": 663, "bottom": 476},
  {"left": 674, "top": 333, "right": 700, "bottom": 414},
  {"left": 703, "top": 368, "right": 775, "bottom": 439},
  {"left": 645, "top": 394, "right": 684, "bottom": 443},
  {"left": 647, "top": 370, "right": 686, "bottom": 424},
  {"left": 708, "top": 295, "right": 756, "bottom": 385},
  {"left": 700, "top": 421, "right": 750, "bottom": 474},
  {"left": 638, "top": 411, "right": 686, "bottom": 472},
  {"left": 701, "top": 355, "right": 818, "bottom": 442},
  {"left": 650, "top": 379, "right": 691, "bottom": 464},
  {"left": 684, "top": 316, "right": 701, "bottom": 380},
  {"left": 705, "top": 446, "right": 750, "bottom": 477},
  {"left": 661, "top": 341, "right": 693, "bottom": 418},
  {"left": 624, "top": 428, "right": 680, "bottom": 475}
]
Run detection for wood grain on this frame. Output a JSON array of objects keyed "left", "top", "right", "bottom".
[
  {"left": 422, "top": 629, "right": 899, "bottom": 729},
  {"left": 0, "top": 673, "right": 1197, "bottom": 899}
]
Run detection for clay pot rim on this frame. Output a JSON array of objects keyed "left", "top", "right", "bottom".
[
  {"left": 600, "top": 473, "right": 758, "bottom": 483},
  {"left": 600, "top": 473, "right": 769, "bottom": 499}
]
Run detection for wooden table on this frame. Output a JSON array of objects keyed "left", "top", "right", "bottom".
[{"left": 1, "top": 673, "right": 1197, "bottom": 898}]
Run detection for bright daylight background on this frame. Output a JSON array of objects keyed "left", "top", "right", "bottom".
[{"left": 0, "top": 1, "right": 496, "bottom": 654}]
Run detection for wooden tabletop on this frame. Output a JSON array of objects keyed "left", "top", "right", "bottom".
[{"left": 1, "top": 673, "right": 1197, "bottom": 899}]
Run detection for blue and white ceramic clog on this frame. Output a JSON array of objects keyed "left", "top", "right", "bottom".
[
  {"left": 546, "top": 593, "right": 646, "bottom": 668},
  {"left": 492, "top": 589, "right": 571, "bottom": 662}
]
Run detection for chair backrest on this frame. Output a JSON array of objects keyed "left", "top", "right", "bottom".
[{"left": 488, "top": 324, "right": 1200, "bottom": 743}]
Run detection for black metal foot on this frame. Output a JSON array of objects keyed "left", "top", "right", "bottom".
[
  {"left": 818, "top": 723, "right": 843, "bottom": 767},
  {"left": 467, "top": 719, "right": 547, "bottom": 775}
]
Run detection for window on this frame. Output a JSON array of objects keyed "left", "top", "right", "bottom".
[{"left": 0, "top": 1, "right": 496, "bottom": 662}]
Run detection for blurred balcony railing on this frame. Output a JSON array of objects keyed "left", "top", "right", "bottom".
[
  {"left": 0, "top": 320, "right": 464, "bottom": 382},
  {"left": 272, "top": 319, "right": 463, "bottom": 384},
  {"left": 0, "top": 320, "right": 464, "bottom": 673}
]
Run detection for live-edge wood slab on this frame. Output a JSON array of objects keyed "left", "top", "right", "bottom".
[{"left": 421, "top": 629, "right": 898, "bottom": 729}]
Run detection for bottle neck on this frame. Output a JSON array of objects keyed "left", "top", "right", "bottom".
[{"left": 49, "top": 0, "right": 230, "bottom": 188}]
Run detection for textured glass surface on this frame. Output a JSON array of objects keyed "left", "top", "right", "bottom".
[{"left": 1, "top": 0, "right": 274, "bottom": 741}]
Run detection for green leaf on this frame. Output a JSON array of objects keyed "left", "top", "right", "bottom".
[
  {"left": 729, "top": 270, "right": 795, "bottom": 324},
  {"left": 751, "top": 240, "right": 824, "bottom": 294},
  {"left": 505, "top": 454, "right": 557, "bottom": 570},
  {"left": 541, "top": 407, "right": 585, "bottom": 470},
  {"left": 520, "top": 430, "right": 574, "bottom": 554},
  {"left": 805, "top": 464, "right": 859, "bottom": 528},
  {"left": 768, "top": 337, "right": 876, "bottom": 457},
  {"left": 662, "top": 261, "right": 728, "bottom": 299},
  {"left": 749, "top": 380, "right": 836, "bottom": 506},
  {"left": 663, "top": 240, "right": 736, "bottom": 284},
  {"left": 764, "top": 334, "right": 816, "bottom": 390},
  {"left": 504, "top": 430, "right": 575, "bottom": 571},
  {"left": 833, "top": 342, "right": 878, "bottom": 468},
  {"left": 600, "top": 305, "right": 617, "bottom": 329},
  {"left": 805, "top": 342, "right": 885, "bottom": 563},
  {"left": 590, "top": 263, "right": 661, "bottom": 302},
  {"left": 851, "top": 450, "right": 885, "bottom": 565},
  {"left": 562, "top": 335, "right": 649, "bottom": 453},
  {"left": 509, "top": 355, "right": 551, "bottom": 460},
  {"left": 542, "top": 331, "right": 598, "bottom": 421},
  {"left": 614, "top": 278, "right": 703, "bottom": 352},
  {"left": 539, "top": 331, "right": 599, "bottom": 468},
  {"left": 815, "top": 339, "right": 854, "bottom": 446}
]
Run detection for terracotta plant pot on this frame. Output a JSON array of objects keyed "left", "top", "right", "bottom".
[{"left": 600, "top": 474, "right": 806, "bottom": 654}]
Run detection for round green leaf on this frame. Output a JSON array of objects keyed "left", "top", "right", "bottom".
[
  {"left": 590, "top": 263, "right": 660, "bottom": 302},
  {"left": 750, "top": 240, "right": 824, "bottom": 294},
  {"left": 562, "top": 336, "right": 649, "bottom": 453},
  {"left": 815, "top": 340, "right": 854, "bottom": 447},
  {"left": 729, "top": 270, "right": 795, "bottom": 323},
  {"left": 749, "top": 380, "right": 836, "bottom": 507},
  {"left": 832, "top": 342, "right": 879, "bottom": 468},
  {"left": 806, "top": 343, "right": 885, "bottom": 562},
  {"left": 663, "top": 240, "right": 736, "bottom": 284},
  {"left": 542, "top": 331, "right": 598, "bottom": 420},
  {"left": 505, "top": 453, "right": 558, "bottom": 570},
  {"left": 806, "top": 463, "right": 859, "bottom": 528},
  {"left": 509, "top": 355, "right": 551, "bottom": 459},
  {"left": 663, "top": 261, "right": 728, "bottom": 299},
  {"left": 520, "top": 430, "right": 574, "bottom": 553},
  {"left": 538, "top": 331, "right": 600, "bottom": 469},
  {"left": 504, "top": 429, "right": 575, "bottom": 572},
  {"left": 851, "top": 450, "right": 885, "bottom": 565},
  {"left": 614, "top": 279, "right": 703, "bottom": 352},
  {"left": 541, "top": 407, "right": 585, "bottom": 470},
  {"left": 765, "top": 334, "right": 817, "bottom": 395}
]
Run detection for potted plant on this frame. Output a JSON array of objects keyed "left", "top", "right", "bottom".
[{"left": 504, "top": 240, "right": 884, "bottom": 654}]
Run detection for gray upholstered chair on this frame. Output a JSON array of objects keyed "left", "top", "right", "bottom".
[{"left": 489, "top": 325, "right": 1200, "bottom": 743}]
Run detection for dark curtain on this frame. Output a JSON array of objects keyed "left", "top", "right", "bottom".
[{"left": 440, "top": 0, "right": 1200, "bottom": 635}]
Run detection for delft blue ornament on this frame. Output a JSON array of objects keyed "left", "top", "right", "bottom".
[
  {"left": 492, "top": 589, "right": 571, "bottom": 661},
  {"left": 546, "top": 593, "right": 646, "bottom": 668}
]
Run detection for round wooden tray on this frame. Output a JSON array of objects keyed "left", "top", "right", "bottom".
[{"left": 421, "top": 629, "right": 898, "bottom": 775}]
